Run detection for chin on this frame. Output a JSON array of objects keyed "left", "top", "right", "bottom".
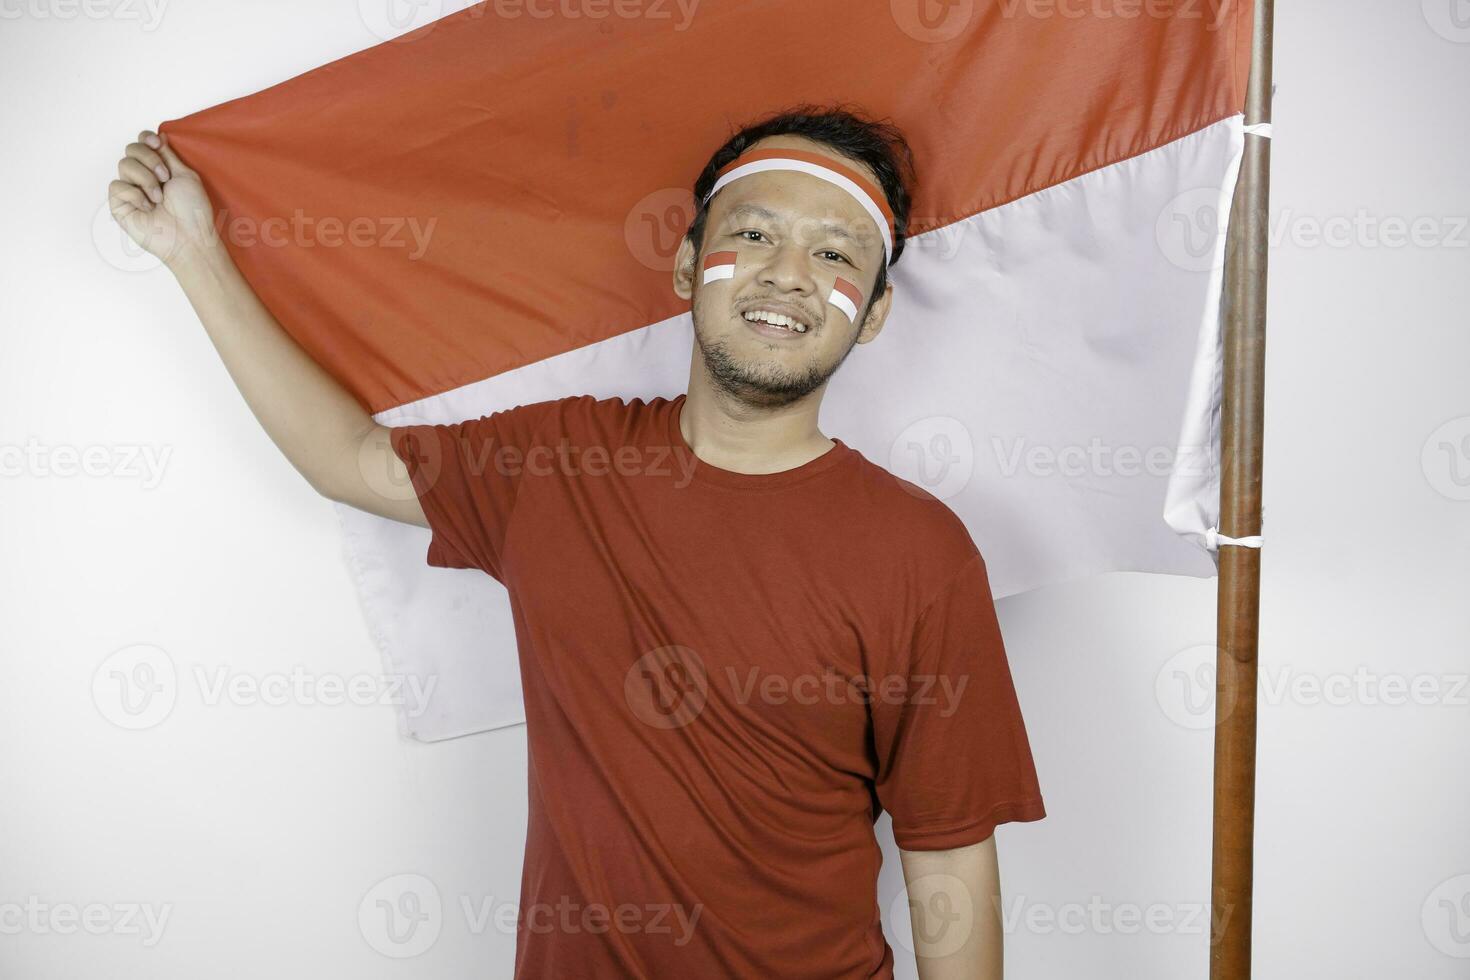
[{"left": 704, "top": 351, "right": 834, "bottom": 405}]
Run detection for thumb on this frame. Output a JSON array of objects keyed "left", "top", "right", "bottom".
[{"left": 156, "top": 130, "right": 195, "bottom": 176}]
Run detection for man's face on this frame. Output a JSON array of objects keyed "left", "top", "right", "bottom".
[{"left": 673, "top": 135, "right": 894, "bottom": 408}]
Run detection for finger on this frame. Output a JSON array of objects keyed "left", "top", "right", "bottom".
[
  {"left": 125, "top": 141, "right": 170, "bottom": 184},
  {"left": 118, "top": 156, "right": 163, "bottom": 203},
  {"left": 110, "top": 200, "right": 143, "bottom": 226},
  {"left": 108, "top": 178, "right": 152, "bottom": 211},
  {"left": 139, "top": 129, "right": 161, "bottom": 150},
  {"left": 110, "top": 197, "right": 145, "bottom": 223},
  {"left": 109, "top": 189, "right": 151, "bottom": 227},
  {"left": 155, "top": 131, "right": 193, "bottom": 177}
]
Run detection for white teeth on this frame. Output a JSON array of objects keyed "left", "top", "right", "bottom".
[{"left": 743, "top": 310, "right": 807, "bottom": 333}]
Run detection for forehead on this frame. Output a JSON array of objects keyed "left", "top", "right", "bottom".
[{"left": 708, "top": 136, "right": 885, "bottom": 254}]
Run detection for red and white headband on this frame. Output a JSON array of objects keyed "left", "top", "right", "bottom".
[{"left": 700, "top": 148, "right": 896, "bottom": 263}]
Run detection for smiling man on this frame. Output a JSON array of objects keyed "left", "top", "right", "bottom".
[{"left": 112, "top": 103, "right": 1047, "bottom": 979}]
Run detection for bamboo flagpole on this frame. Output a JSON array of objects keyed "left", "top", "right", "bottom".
[{"left": 1210, "top": 0, "right": 1275, "bottom": 977}]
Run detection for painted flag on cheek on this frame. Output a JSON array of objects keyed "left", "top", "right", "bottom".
[
  {"left": 827, "top": 276, "right": 863, "bottom": 323},
  {"left": 158, "top": 0, "right": 1255, "bottom": 740},
  {"left": 701, "top": 250, "right": 737, "bottom": 284}
]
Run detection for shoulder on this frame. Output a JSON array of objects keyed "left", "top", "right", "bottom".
[
  {"left": 532, "top": 393, "right": 673, "bottom": 445},
  {"left": 459, "top": 393, "right": 640, "bottom": 440},
  {"left": 844, "top": 451, "right": 979, "bottom": 557},
  {"left": 838, "top": 449, "right": 988, "bottom": 608}
]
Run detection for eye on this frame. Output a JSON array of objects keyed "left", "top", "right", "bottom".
[
  {"left": 739, "top": 230, "right": 767, "bottom": 242},
  {"left": 820, "top": 250, "right": 850, "bottom": 264}
]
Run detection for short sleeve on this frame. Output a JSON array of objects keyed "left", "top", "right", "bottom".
[
  {"left": 872, "top": 551, "right": 1047, "bottom": 851},
  {"left": 388, "top": 398, "right": 563, "bottom": 583}
]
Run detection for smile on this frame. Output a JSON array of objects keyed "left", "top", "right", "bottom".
[{"left": 741, "top": 309, "right": 809, "bottom": 335}]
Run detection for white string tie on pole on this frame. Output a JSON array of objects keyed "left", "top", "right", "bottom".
[
  {"left": 1206, "top": 526, "right": 1263, "bottom": 551},
  {"left": 1242, "top": 122, "right": 1274, "bottom": 139}
]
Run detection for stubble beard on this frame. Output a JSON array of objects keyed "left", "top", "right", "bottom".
[{"left": 692, "top": 301, "right": 869, "bottom": 409}]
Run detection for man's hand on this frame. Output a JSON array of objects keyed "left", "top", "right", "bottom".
[{"left": 107, "top": 129, "right": 218, "bottom": 270}]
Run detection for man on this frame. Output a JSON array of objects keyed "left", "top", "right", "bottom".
[{"left": 110, "top": 104, "right": 1046, "bottom": 978}]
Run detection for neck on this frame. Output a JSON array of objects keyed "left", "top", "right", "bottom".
[{"left": 678, "top": 377, "right": 836, "bottom": 476}]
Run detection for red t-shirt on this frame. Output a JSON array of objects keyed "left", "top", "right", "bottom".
[{"left": 390, "top": 392, "right": 1046, "bottom": 978}]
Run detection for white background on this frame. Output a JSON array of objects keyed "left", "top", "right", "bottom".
[{"left": 2, "top": 0, "right": 1467, "bottom": 977}]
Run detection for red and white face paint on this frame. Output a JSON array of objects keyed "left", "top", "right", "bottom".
[
  {"left": 703, "top": 249, "right": 864, "bottom": 327},
  {"left": 826, "top": 277, "right": 864, "bottom": 324},
  {"left": 701, "top": 250, "right": 738, "bottom": 285}
]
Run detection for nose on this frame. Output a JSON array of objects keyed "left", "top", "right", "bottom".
[{"left": 754, "top": 240, "right": 817, "bottom": 297}]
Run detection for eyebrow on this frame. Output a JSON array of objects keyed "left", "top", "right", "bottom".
[{"left": 723, "top": 202, "right": 865, "bottom": 248}]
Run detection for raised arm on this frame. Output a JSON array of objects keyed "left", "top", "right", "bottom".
[{"left": 108, "top": 128, "right": 425, "bottom": 527}]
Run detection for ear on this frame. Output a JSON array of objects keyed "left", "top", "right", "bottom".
[
  {"left": 672, "top": 235, "right": 698, "bottom": 302},
  {"left": 854, "top": 279, "right": 894, "bottom": 345}
]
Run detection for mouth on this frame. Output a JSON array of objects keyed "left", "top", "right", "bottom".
[{"left": 738, "top": 303, "right": 813, "bottom": 339}]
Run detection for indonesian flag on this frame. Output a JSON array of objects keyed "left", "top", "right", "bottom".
[
  {"left": 159, "top": 0, "right": 1255, "bottom": 741},
  {"left": 701, "top": 250, "right": 737, "bottom": 284},
  {"left": 827, "top": 277, "right": 864, "bottom": 324}
]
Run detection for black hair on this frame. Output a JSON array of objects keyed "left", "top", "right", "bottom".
[{"left": 685, "top": 102, "right": 917, "bottom": 304}]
